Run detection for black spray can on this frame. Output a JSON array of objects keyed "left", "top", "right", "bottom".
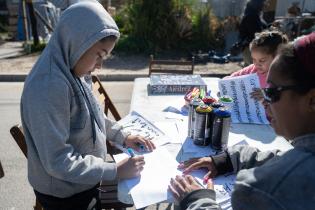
[
  {"left": 193, "top": 105, "right": 213, "bottom": 146},
  {"left": 211, "top": 108, "right": 231, "bottom": 150},
  {"left": 188, "top": 98, "right": 203, "bottom": 138}
]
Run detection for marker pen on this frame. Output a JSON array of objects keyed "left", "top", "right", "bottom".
[{"left": 127, "top": 148, "right": 135, "bottom": 157}]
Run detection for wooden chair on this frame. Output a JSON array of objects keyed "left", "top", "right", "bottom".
[
  {"left": 149, "top": 54, "right": 195, "bottom": 76},
  {"left": 0, "top": 160, "right": 4, "bottom": 179},
  {"left": 91, "top": 74, "right": 125, "bottom": 157},
  {"left": 10, "top": 75, "right": 133, "bottom": 210},
  {"left": 10, "top": 125, "right": 44, "bottom": 210},
  {"left": 91, "top": 75, "right": 121, "bottom": 122}
]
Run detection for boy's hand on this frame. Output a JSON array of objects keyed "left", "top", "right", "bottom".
[
  {"left": 116, "top": 155, "right": 145, "bottom": 179},
  {"left": 124, "top": 135, "right": 156, "bottom": 152}
]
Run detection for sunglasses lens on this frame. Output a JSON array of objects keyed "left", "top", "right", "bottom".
[{"left": 263, "top": 88, "right": 279, "bottom": 103}]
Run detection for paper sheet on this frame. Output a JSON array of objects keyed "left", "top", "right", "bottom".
[
  {"left": 118, "top": 111, "right": 170, "bottom": 146},
  {"left": 115, "top": 138, "right": 248, "bottom": 209},
  {"left": 192, "top": 170, "right": 236, "bottom": 210},
  {"left": 113, "top": 147, "right": 181, "bottom": 209},
  {"left": 154, "top": 121, "right": 184, "bottom": 144},
  {"left": 218, "top": 73, "right": 269, "bottom": 124}
]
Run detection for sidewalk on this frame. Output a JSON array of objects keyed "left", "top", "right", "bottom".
[{"left": 0, "top": 41, "right": 240, "bottom": 81}]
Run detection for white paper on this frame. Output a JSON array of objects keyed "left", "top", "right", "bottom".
[
  {"left": 114, "top": 140, "right": 246, "bottom": 209},
  {"left": 176, "top": 119, "right": 190, "bottom": 143},
  {"left": 118, "top": 111, "right": 170, "bottom": 146},
  {"left": 154, "top": 121, "right": 183, "bottom": 144},
  {"left": 218, "top": 73, "right": 269, "bottom": 124},
  {"left": 113, "top": 147, "right": 181, "bottom": 209},
  {"left": 165, "top": 112, "right": 186, "bottom": 121},
  {"left": 214, "top": 174, "right": 236, "bottom": 210}
]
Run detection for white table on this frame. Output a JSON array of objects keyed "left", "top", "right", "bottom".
[
  {"left": 130, "top": 78, "right": 292, "bottom": 151},
  {"left": 117, "top": 77, "right": 293, "bottom": 205}
]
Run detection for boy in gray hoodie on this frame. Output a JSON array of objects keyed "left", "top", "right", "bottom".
[{"left": 21, "top": 1, "right": 155, "bottom": 209}]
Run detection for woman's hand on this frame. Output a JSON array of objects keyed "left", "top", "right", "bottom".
[
  {"left": 250, "top": 88, "right": 264, "bottom": 101},
  {"left": 168, "top": 175, "right": 214, "bottom": 202},
  {"left": 116, "top": 155, "right": 145, "bottom": 179},
  {"left": 124, "top": 135, "right": 156, "bottom": 152},
  {"left": 178, "top": 157, "right": 218, "bottom": 179}
]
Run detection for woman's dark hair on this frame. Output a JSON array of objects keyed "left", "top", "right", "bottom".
[
  {"left": 273, "top": 43, "right": 315, "bottom": 94},
  {"left": 250, "top": 30, "right": 288, "bottom": 56}
]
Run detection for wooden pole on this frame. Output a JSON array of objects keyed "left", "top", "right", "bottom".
[
  {"left": 21, "top": 0, "right": 29, "bottom": 41},
  {"left": 26, "top": 0, "right": 39, "bottom": 46}
]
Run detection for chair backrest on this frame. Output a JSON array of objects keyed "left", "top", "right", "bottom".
[
  {"left": 91, "top": 75, "right": 121, "bottom": 121},
  {"left": 149, "top": 54, "right": 195, "bottom": 76},
  {"left": 91, "top": 74, "right": 125, "bottom": 155},
  {"left": 10, "top": 125, "right": 27, "bottom": 158},
  {"left": 9, "top": 126, "right": 43, "bottom": 210},
  {"left": 0, "top": 160, "right": 4, "bottom": 179}
]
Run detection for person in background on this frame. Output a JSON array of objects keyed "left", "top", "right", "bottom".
[
  {"left": 229, "top": 30, "right": 288, "bottom": 101},
  {"left": 262, "top": 0, "right": 277, "bottom": 24},
  {"left": 272, "top": 2, "right": 301, "bottom": 40},
  {"left": 238, "top": 0, "right": 267, "bottom": 66},
  {"left": 169, "top": 32, "right": 315, "bottom": 210},
  {"left": 20, "top": 1, "right": 155, "bottom": 210}
]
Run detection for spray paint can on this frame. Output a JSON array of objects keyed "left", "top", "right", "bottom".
[
  {"left": 212, "top": 108, "right": 231, "bottom": 150},
  {"left": 188, "top": 98, "right": 203, "bottom": 138},
  {"left": 193, "top": 104, "right": 213, "bottom": 146}
]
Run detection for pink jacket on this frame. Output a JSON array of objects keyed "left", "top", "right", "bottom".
[{"left": 230, "top": 64, "right": 268, "bottom": 88}]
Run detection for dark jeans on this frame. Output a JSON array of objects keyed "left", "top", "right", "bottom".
[{"left": 34, "top": 185, "right": 101, "bottom": 210}]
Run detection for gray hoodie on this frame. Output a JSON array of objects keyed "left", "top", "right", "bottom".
[{"left": 21, "top": 1, "right": 127, "bottom": 198}]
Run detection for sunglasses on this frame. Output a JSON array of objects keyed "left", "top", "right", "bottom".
[{"left": 262, "top": 85, "right": 301, "bottom": 103}]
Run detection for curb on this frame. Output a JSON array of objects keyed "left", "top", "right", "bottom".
[{"left": 0, "top": 73, "right": 229, "bottom": 82}]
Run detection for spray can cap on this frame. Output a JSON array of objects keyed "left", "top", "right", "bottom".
[
  {"left": 219, "top": 95, "right": 233, "bottom": 103},
  {"left": 214, "top": 107, "right": 231, "bottom": 117},
  {"left": 202, "top": 96, "right": 217, "bottom": 105},
  {"left": 196, "top": 104, "right": 212, "bottom": 113},
  {"left": 211, "top": 102, "right": 224, "bottom": 108},
  {"left": 190, "top": 97, "right": 203, "bottom": 106}
]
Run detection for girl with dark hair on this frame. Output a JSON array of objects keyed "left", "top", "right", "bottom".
[{"left": 229, "top": 30, "right": 288, "bottom": 101}]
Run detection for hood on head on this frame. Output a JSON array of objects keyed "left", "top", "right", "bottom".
[{"left": 49, "top": 0, "right": 120, "bottom": 69}]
